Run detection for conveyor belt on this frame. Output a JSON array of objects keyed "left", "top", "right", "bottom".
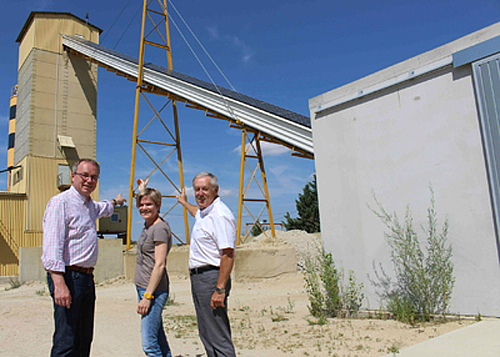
[{"left": 62, "top": 35, "right": 314, "bottom": 155}]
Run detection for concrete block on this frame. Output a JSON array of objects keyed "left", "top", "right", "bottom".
[
  {"left": 18, "top": 239, "right": 125, "bottom": 283},
  {"left": 123, "top": 246, "right": 190, "bottom": 280},
  {"left": 94, "top": 239, "right": 124, "bottom": 284},
  {"left": 19, "top": 246, "right": 46, "bottom": 283},
  {"left": 123, "top": 248, "right": 137, "bottom": 281},
  {"left": 167, "top": 247, "right": 190, "bottom": 277},
  {"left": 233, "top": 245, "right": 297, "bottom": 279}
]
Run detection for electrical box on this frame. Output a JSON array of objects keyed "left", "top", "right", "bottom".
[{"left": 98, "top": 205, "right": 128, "bottom": 234}]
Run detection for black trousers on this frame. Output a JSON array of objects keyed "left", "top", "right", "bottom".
[{"left": 47, "top": 270, "right": 96, "bottom": 357}]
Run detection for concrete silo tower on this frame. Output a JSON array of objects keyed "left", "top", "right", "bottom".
[{"left": 0, "top": 12, "right": 101, "bottom": 275}]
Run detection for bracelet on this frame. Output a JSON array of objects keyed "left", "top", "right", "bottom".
[
  {"left": 111, "top": 199, "right": 117, "bottom": 206},
  {"left": 144, "top": 292, "right": 154, "bottom": 300}
]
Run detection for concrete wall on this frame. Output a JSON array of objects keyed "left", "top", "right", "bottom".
[
  {"left": 124, "top": 245, "right": 297, "bottom": 280},
  {"left": 19, "top": 239, "right": 124, "bottom": 284},
  {"left": 20, "top": 241, "right": 297, "bottom": 284},
  {"left": 310, "top": 23, "right": 500, "bottom": 316},
  {"left": 124, "top": 247, "right": 191, "bottom": 280}
]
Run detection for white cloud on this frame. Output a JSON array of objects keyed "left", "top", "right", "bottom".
[
  {"left": 99, "top": 183, "right": 130, "bottom": 202},
  {"left": 206, "top": 25, "right": 255, "bottom": 64},
  {"left": 207, "top": 26, "right": 220, "bottom": 40},
  {"left": 231, "top": 36, "right": 255, "bottom": 64},
  {"left": 219, "top": 187, "right": 235, "bottom": 198}
]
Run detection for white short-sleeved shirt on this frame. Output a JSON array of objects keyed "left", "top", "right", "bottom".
[{"left": 189, "top": 197, "right": 236, "bottom": 269}]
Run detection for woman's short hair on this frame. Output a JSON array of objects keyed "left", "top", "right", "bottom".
[
  {"left": 193, "top": 172, "right": 218, "bottom": 190},
  {"left": 136, "top": 187, "right": 162, "bottom": 209}
]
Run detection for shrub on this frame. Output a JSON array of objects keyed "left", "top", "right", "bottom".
[
  {"left": 370, "top": 186, "right": 455, "bottom": 322},
  {"left": 342, "top": 271, "right": 365, "bottom": 317},
  {"left": 303, "top": 246, "right": 364, "bottom": 318}
]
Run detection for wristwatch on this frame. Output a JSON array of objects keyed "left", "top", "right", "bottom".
[
  {"left": 215, "top": 287, "right": 225, "bottom": 294},
  {"left": 144, "top": 292, "right": 154, "bottom": 300}
]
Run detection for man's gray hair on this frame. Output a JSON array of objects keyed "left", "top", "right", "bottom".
[
  {"left": 193, "top": 172, "right": 218, "bottom": 190},
  {"left": 72, "top": 159, "right": 100, "bottom": 175}
]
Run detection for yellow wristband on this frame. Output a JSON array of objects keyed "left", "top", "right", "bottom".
[{"left": 144, "top": 292, "right": 154, "bottom": 300}]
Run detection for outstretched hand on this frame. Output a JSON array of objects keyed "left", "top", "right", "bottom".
[
  {"left": 176, "top": 188, "right": 188, "bottom": 206},
  {"left": 114, "top": 193, "right": 126, "bottom": 206},
  {"left": 136, "top": 177, "right": 149, "bottom": 191},
  {"left": 176, "top": 188, "right": 199, "bottom": 217}
]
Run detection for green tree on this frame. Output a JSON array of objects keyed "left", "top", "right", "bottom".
[
  {"left": 250, "top": 220, "right": 269, "bottom": 237},
  {"left": 283, "top": 175, "right": 320, "bottom": 233}
]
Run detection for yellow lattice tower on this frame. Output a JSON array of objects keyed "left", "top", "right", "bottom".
[{"left": 126, "top": 0, "right": 189, "bottom": 248}]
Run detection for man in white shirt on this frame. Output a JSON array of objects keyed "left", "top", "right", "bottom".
[{"left": 177, "top": 172, "right": 236, "bottom": 357}]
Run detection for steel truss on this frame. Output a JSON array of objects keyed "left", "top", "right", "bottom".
[
  {"left": 236, "top": 127, "right": 276, "bottom": 244},
  {"left": 63, "top": 0, "right": 314, "bottom": 247},
  {"left": 126, "top": 0, "right": 190, "bottom": 248}
]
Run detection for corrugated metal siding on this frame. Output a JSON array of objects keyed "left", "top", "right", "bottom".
[
  {"left": 0, "top": 194, "right": 27, "bottom": 276},
  {"left": 473, "top": 53, "right": 500, "bottom": 257},
  {"left": 28, "top": 156, "right": 64, "bottom": 231},
  {"left": 22, "top": 231, "right": 43, "bottom": 250},
  {"left": 0, "top": 156, "right": 66, "bottom": 275}
]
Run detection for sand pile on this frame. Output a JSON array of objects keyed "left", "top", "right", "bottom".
[{"left": 248, "top": 229, "right": 322, "bottom": 269}]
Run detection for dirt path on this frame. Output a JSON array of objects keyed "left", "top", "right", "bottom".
[{"left": 0, "top": 273, "right": 473, "bottom": 357}]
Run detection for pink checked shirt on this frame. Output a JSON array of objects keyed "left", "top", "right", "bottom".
[{"left": 42, "top": 185, "right": 114, "bottom": 272}]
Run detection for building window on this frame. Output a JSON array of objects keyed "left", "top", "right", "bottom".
[
  {"left": 12, "top": 167, "right": 23, "bottom": 185},
  {"left": 57, "top": 164, "right": 71, "bottom": 189}
]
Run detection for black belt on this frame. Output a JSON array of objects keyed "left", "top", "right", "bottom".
[
  {"left": 190, "top": 265, "right": 220, "bottom": 275},
  {"left": 66, "top": 265, "right": 94, "bottom": 274}
]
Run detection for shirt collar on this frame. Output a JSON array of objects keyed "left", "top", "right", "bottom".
[
  {"left": 200, "top": 196, "right": 220, "bottom": 218},
  {"left": 69, "top": 185, "right": 90, "bottom": 204}
]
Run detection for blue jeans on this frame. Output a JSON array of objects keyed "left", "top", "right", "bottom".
[
  {"left": 136, "top": 286, "right": 172, "bottom": 357},
  {"left": 47, "top": 270, "right": 95, "bottom": 357}
]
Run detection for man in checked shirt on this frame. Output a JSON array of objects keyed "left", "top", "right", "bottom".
[{"left": 41, "top": 158, "right": 126, "bottom": 357}]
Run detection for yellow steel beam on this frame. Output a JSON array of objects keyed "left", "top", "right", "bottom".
[
  {"left": 126, "top": 0, "right": 148, "bottom": 250},
  {"left": 255, "top": 135, "right": 276, "bottom": 238},
  {"left": 236, "top": 129, "right": 276, "bottom": 245},
  {"left": 236, "top": 128, "right": 246, "bottom": 244}
]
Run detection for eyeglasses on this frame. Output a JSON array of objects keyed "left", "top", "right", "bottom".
[{"left": 74, "top": 172, "right": 99, "bottom": 182}]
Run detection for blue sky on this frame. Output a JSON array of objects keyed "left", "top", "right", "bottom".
[{"left": 0, "top": 0, "right": 499, "bottom": 242}]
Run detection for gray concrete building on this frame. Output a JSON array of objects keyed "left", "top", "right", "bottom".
[{"left": 310, "top": 22, "right": 500, "bottom": 316}]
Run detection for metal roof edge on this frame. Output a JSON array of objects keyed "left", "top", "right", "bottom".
[{"left": 313, "top": 56, "right": 453, "bottom": 115}]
